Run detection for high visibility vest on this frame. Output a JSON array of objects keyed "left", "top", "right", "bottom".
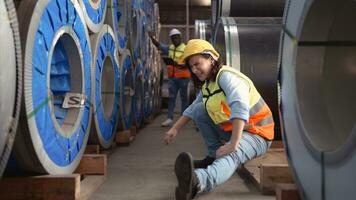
[
  {"left": 201, "top": 66, "right": 274, "bottom": 140},
  {"left": 167, "top": 43, "right": 191, "bottom": 78}
]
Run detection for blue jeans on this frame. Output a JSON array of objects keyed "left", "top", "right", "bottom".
[
  {"left": 189, "top": 102, "right": 272, "bottom": 193},
  {"left": 167, "top": 77, "right": 190, "bottom": 119}
]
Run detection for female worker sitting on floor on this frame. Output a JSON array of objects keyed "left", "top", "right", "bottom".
[{"left": 163, "top": 39, "right": 275, "bottom": 200}]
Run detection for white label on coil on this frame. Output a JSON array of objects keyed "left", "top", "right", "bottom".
[{"left": 62, "top": 93, "right": 86, "bottom": 108}]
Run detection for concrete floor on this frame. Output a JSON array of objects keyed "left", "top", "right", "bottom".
[{"left": 90, "top": 113, "right": 275, "bottom": 200}]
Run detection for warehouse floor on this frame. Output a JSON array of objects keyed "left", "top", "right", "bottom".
[{"left": 89, "top": 112, "right": 274, "bottom": 200}]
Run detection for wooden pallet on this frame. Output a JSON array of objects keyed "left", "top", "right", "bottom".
[
  {"left": 85, "top": 145, "right": 100, "bottom": 154},
  {"left": 238, "top": 141, "right": 294, "bottom": 195},
  {"left": 100, "top": 144, "right": 116, "bottom": 158},
  {"left": 116, "top": 126, "right": 137, "bottom": 146},
  {"left": 86, "top": 140, "right": 117, "bottom": 159},
  {"left": 276, "top": 183, "right": 301, "bottom": 200},
  {"left": 144, "top": 115, "right": 155, "bottom": 124},
  {"left": 0, "top": 154, "right": 107, "bottom": 200}
]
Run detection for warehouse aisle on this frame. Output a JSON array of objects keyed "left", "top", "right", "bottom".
[{"left": 90, "top": 113, "right": 274, "bottom": 200}]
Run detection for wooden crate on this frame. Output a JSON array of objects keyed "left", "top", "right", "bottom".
[
  {"left": 270, "top": 140, "right": 284, "bottom": 149},
  {"left": 0, "top": 154, "right": 107, "bottom": 200},
  {"left": 116, "top": 127, "right": 137, "bottom": 146},
  {"left": 144, "top": 115, "right": 154, "bottom": 124},
  {"left": 75, "top": 154, "right": 107, "bottom": 176},
  {"left": 85, "top": 145, "right": 100, "bottom": 154},
  {"left": 238, "top": 145, "right": 294, "bottom": 195},
  {"left": 276, "top": 183, "right": 301, "bottom": 200},
  {"left": 100, "top": 144, "right": 116, "bottom": 158}
]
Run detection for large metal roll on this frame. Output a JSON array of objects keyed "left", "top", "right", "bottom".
[
  {"left": 138, "top": 0, "right": 144, "bottom": 11},
  {"left": 14, "top": 0, "right": 92, "bottom": 174},
  {"left": 139, "top": 9, "right": 148, "bottom": 63},
  {"left": 211, "top": 0, "right": 285, "bottom": 27},
  {"left": 119, "top": 49, "right": 134, "bottom": 130},
  {"left": 134, "top": 59, "right": 144, "bottom": 128},
  {"left": 78, "top": 0, "right": 107, "bottom": 33},
  {"left": 210, "top": 0, "right": 219, "bottom": 31},
  {"left": 152, "top": 77, "right": 160, "bottom": 116},
  {"left": 89, "top": 25, "right": 120, "bottom": 149},
  {"left": 143, "top": 67, "right": 153, "bottom": 120},
  {"left": 130, "top": 0, "right": 140, "bottom": 60},
  {"left": 213, "top": 17, "right": 282, "bottom": 138},
  {"left": 152, "top": 58, "right": 162, "bottom": 116},
  {"left": 152, "top": 3, "right": 160, "bottom": 38},
  {"left": 194, "top": 20, "right": 211, "bottom": 41},
  {"left": 105, "top": 0, "right": 129, "bottom": 53},
  {"left": 0, "top": 0, "right": 22, "bottom": 176},
  {"left": 280, "top": 0, "right": 356, "bottom": 199},
  {"left": 147, "top": 38, "right": 154, "bottom": 66},
  {"left": 143, "top": 0, "right": 154, "bottom": 31}
]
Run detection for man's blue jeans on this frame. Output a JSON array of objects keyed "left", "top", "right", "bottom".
[
  {"left": 167, "top": 77, "right": 190, "bottom": 119},
  {"left": 188, "top": 102, "right": 272, "bottom": 192}
]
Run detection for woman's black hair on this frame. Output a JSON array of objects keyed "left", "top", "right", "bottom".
[{"left": 186, "top": 54, "right": 224, "bottom": 90}]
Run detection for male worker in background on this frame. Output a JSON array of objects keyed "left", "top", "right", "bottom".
[{"left": 149, "top": 28, "right": 191, "bottom": 127}]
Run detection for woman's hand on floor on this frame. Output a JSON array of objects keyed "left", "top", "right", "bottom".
[{"left": 164, "top": 128, "right": 178, "bottom": 145}]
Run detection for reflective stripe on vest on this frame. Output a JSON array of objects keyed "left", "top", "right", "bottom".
[
  {"left": 167, "top": 65, "right": 191, "bottom": 78},
  {"left": 201, "top": 66, "right": 274, "bottom": 140},
  {"left": 167, "top": 43, "right": 191, "bottom": 78}
]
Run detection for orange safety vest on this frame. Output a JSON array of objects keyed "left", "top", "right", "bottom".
[
  {"left": 167, "top": 43, "right": 191, "bottom": 78},
  {"left": 202, "top": 66, "right": 274, "bottom": 140}
]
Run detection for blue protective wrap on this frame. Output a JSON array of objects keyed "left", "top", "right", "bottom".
[
  {"left": 143, "top": 67, "right": 152, "bottom": 118},
  {"left": 83, "top": 0, "right": 106, "bottom": 24},
  {"left": 132, "top": 0, "right": 140, "bottom": 10},
  {"left": 134, "top": 62, "right": 143, "bottom": 126},
  {"left": 112, "top": 0, "right": 128, "bottom": 49},
  {"left": 140, "top": 14, "right": 147, "bottom": 62},
  {"left": 94, "top": 33, "right": 120, "bottom": 141},
  {"left": 51, "top": 42, "right": 70, "bottom": 126},
  {"left": 130, "top": 0, "right": 140, "bottom": 60},
  {"left": 121, "top": 55, "right": 133, "bottom": 130},
  {"left": 31, "top": 0, "right": 91, "bottom": 166}
]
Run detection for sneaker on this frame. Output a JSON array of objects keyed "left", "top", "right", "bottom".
[
  {"left": 193, "top": 156, "right": 215, "bottom": 169},
  {"left": 161, "top": 118, "right": 173, "bottom": 127},
  {"left": 175, "top": 152, "right": 199, "bottom": 200}
]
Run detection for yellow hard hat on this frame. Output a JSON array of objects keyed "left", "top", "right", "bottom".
[{"left": 180, "top": 39, "right": 220, "bottom": 63}]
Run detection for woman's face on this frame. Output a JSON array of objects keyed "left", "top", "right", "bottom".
[{"left": 188, "top": 54, "right": 213, "bottom": 81}]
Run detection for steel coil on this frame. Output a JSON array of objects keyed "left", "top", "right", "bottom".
[
  {"left": 211, "top": 0, "right": 285, "bottom": 27},
  {"left": 143, "top": 0, "right": 154, "bottom": 32},
  {"left": 14, "top": 0, "right": 92, "bottom": 174},
  {"left": 143, "top": 67, "right": 153, "bottom": 119},
  {"left": 134, "top": 59, "right": 144, "bottom": 128},
  {"left": 152, "top": 78, "right": 160, "bottom": 116},
  {"left": 119, "top": 49, "right": 134, "bottom": 130},
  {"left": 280, "top": 0, "right": 356, "bottom": 199},
  {"left": 194, "top": 20, "right": 211, "bottom": 41},
  {"left": 152, "top": 3, "right": 160, "bottom": 38},
  {"left": 78, "top": 0, "right": 107, "bottom": 33},
  {"left": 139, "top": 9, "right": 148, "bottom": 63},
  {"left": 105, "top": 0, "right": 129, "bottom": 53},
  {"left": 89, "top": 25, "right": 120, "bottom": 149},
  {"left": 213, "top": 17, "right": 282, "bottom": 137},
  {"left": 0, "top": 0, "right": 22, "bottom": 176},
  {"left": 129, "top": 0, "right": 140, "bottom": 60}
]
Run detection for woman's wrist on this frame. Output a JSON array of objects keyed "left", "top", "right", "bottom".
[
  {"left": 230, "top": 140, "right": 239, "bottom": 149},
  {"left": 170, "top": 126, "right": 178, "bottom": 132}
]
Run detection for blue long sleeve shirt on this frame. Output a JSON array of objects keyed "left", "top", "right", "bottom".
[{"left": 183, "top": 71, "right": 250, "bottom": 122}]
